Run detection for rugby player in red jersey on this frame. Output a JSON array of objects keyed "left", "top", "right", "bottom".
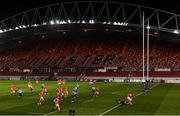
[
  {"left": 127, "top": 92, "right": 133, "bottom": 105},
  {"left": 37, "top": 90, "right": 44, "bottom": 105},
  {"left": 10, "top": 83, "right": 17, "bottom": 94},
  {"left": 53, "top": 96, "right": 61, "bottom": 111}
]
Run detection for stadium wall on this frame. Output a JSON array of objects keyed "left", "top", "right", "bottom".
[
  {"left": 0, "top": 71, "right": 180, "bottom": 83},
  {"left": 1, "top": 71, "right": 180, "bottom": 77}
]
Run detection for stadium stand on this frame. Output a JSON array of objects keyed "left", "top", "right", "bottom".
[{"left": 0, "top": 35, "right": 180, "bottom": 73}]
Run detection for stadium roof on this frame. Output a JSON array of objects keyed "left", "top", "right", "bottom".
[
  {"left": 0, "top": 0, "right": 180, "bottom": 20},
  {"left": 0, "top": 1, "right": 180, "bottom": 34},
  {"left": 0, "top": 1, "right": 180, "bottom": 51}
]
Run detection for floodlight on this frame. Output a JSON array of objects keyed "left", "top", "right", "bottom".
[
  {"left": 82, "top": 20, "right": 86, "bottom": 24},
  {"left": 174, "top": 30, "right": 179, "bottom": 34},
  {"left": 50, "top": 20, "right": 55, "bottom": 25},
  {"left": 68, "top": 19, "right": 71, "bottom": 23},
  {"left": 0, "top": 30, "right": 3, "bottom": 33}
]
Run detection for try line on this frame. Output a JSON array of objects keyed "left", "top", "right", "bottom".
[{"left": 98, "top": 83, "right": 160, "bottom": 116}]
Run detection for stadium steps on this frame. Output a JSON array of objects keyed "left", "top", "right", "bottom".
[
  {"left": 30, "top": 57, "right": 43, "bottom": 66},
  {"left": 35, "top": 56, "right": 49, "bottom": 66},
  {"left": 41, "top": 56, "right": 55, "bottom": 66}
]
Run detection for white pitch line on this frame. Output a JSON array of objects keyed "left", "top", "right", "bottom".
[
  {"left": 29, "top": 112, "right": 43, "bottom": 115},
  {"left": 43, "top": 111, "right": 58, "bottom": 116},
  {"left": 99, "top": 83, "right": 160, "bottom": 116},
  {"left": 83, "top": 99, "right": 94, "bottom": 103}
]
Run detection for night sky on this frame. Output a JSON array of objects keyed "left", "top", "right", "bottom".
[{"left": 0, "top": 0, "right": 179, "bottom": 20}]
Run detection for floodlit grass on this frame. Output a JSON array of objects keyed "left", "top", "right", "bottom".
[{"left": 0, "top": 80, "right": 179, "bottom": 115}]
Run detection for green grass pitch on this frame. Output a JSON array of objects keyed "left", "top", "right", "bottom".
[{"left": 0, "top": 80, "right": 180, "bottom": 115}]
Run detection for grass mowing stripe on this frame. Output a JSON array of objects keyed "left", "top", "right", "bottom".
[
  {"left": 153, "top": 84, "right": 180, "bottom": 114},
  {"left": 43, "top": 95, "right": 93, "bottom": 115},
  {"left": 44, "top": 98, "right": 94, "bottom": 115},
  {"left": 99, "top": 83, "right": 160, "bottom": 116},
  {"left": 111, "top": 91, "right": 119, "bottom": 94}
]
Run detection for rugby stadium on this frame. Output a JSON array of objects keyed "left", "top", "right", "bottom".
[{"left": 0, "top": 1, "right": 180, "bottom": 115}]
